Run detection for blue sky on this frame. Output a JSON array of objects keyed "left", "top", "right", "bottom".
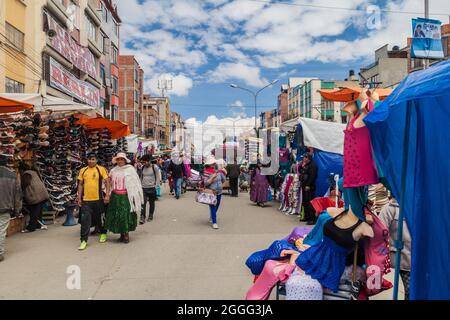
[{"left": 118, "top": 0, "right": 450, "bottom": 125}]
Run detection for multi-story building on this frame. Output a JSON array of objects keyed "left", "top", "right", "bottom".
[
  {"left": 98, "top": 0, "right": 120, "bottom": 119},
  {"left": 143, "top": 94, "right": 159, "bottom": 141},
  {"left": 142, "top": 95, "right": 170, "bottom": 147},
  {"left": 287, "top": 77, "right": 317, "bottom": 120},
  {"left": 0, "top": 0, "right": 40, "bottom": 94},
  {"left": 171, "top": 111, "right": 185, "bottom": 149},
  {"left": 359, "top": 44, "right": 408, "bottom": 89},
  {"left": 1, "top": 0, "right": 106, "bottom": 110},
  {"left": 118, "top": 55, "right": 144, "bottom": 135},
  {"left": 277, "top": 84, "right": 288, "bottom": 123},
  {"left": 407, "top": 18, "right": 450, "bottom": 73}
]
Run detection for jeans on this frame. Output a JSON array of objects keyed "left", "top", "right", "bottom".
[
  {"left": 80, "top": 200, "right": 106, "bottom": 241},
  {"left": 230, "top": 177, "right": 239, "bottom": 197},
  {"left": 209, "top": 194, "right": 222, "bottom": 224},
  {"left": 141, "top": 188, "right": 156, "bottom": 219},
  {"left": 175, "top": 178, "right": 183, "bottom": 198},
  {"left": 25, "top": 201, "right": 46, "bottom": 231},
  {"left": 0, "top": 213, "right": 11, "bottom": 256}
]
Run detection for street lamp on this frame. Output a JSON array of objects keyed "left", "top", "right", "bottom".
[{"left": 229, "top": 79, "right": 279, "bottom": 135}]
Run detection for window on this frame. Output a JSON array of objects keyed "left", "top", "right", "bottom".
[
  {"left": 85, "top": 14, "right": 97, "bottom": 43},
  {"left": 100, "top": 2, "right": 108, "bottom": 22},
  {"left": 135, "top": 111, "right": 140, "bottom": 129},
  {"left": 442, "top": 36, "right": 449, "bottom": 57},
  {"left": 99, "top": 32, "right": 105, "bottom": 53},
  {"left": 111, "top": 45, "right": 118, "bottom": 65},
  {"left": 135, "top": 90, "right": 139, "bottom": 102},
  {"left": 100, "top": 64, "right": 105, "bottom": 85},
  {"left": 112, "top": 76, "right": 118, "bottom": 95},
  {"left": 5, "top": 77, "right": 24, "bottom": 93},
  {"left": 5, "top": 22, "right": 24, "bottom": 52},
  {"left": 134, "top": 69, "right": 138, "bottom": 82},
  {"left": 113, "top": 19, "right": 119, "bottom": 37}
]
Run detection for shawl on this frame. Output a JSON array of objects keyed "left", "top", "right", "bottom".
[{"left": 110, "top": 165, "right": 144, "bottom": 212}]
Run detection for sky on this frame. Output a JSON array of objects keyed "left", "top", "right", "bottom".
[{"left": 117, "top": 0, "right": 450, "bottom": 129}]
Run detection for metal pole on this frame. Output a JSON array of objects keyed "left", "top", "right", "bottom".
[
  {"left": 393, "top": 100, "right": 413, "bottom": 300},
  {"left": 424, "top": 0, "right": 430, "bottom": 69}
]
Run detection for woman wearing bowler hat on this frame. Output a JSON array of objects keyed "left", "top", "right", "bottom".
[{"left": 105, "top": 153, "right": 143, "bottom": 243}]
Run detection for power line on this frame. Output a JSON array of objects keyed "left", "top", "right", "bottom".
[
  {"left": 0, "top": 45, "right": 42, "bottom": 78},
  {"left": 170, "top": 103, "right": 277, "bottom": 109},
  {"left": 0, "top": 62, "right": 41, "bottom": 82},
  {"left": 245, "top": 0, "right": 449, "bottom": 16}
]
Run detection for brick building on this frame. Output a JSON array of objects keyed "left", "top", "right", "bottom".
[{"left": 119, "top": 55, "right": 144, "bottom": 135}]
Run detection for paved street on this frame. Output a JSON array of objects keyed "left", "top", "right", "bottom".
[{"left": 0, "top": 184, "right": 401, "bottom": 300}]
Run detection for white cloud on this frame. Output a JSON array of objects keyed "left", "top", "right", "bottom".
[
  {"left": 146, "top": 74, "right": 193, "bottom": 97},
  {"left": 208, "top": 62, "right": 268, "bottom": 87}
]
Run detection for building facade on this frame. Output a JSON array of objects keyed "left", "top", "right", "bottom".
[
  {"left": 118, "top": 55, "right": 143, "bottom": 135},
  {"left": 277, "top": 84, "right": 288, "bottom": 123},
  {"left": 1, "top": 0, "right": 107, "bottom": 110},
  {"left": 171, "top": 111, "right": 184, "bottom": 149},
  {"left": 98, "top": 0, "right": 120, "bottom": 119},
  {"left": 359, "top": 44, "right": 408, "bottom": 89},
  {"left": 142, "top": 95, "right": 170, "bottom": 147}
]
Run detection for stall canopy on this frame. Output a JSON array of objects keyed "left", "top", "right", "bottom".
[
  {"left": 0, "top": 96, "right": 33, "bottom": 113},
  {"left": 281, "top": 117, "right": 346, "bottom": 155},
  {"left": 364, "top": 59, "right": 450, "bottom": 300},
  {"left": 0, "top": 93, "right": 96, "bottom": 116},
  {"left": 78, "top": 115, "right": 131, "bottom": 139},
  {"left": 318, "top": 87, "right": 392, "bottom": 102}
]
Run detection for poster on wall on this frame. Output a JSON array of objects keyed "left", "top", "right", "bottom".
[
  {"left": 411, "top": 18, "right": 444, "bottom": 59},
  {"left": 49, "top": 57, "right": 100, "bottom": 108}
]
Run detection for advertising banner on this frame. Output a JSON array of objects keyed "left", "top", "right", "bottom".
[
  {"left": 411, "top": 18, "right": 444, "bottom": 59},
  {"left": 49, "top": 57, "right": 100, "bottom": 108}
]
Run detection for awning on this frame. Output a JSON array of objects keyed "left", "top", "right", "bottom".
[
  {"left": 318, "top": 87, "right": 392, "bottom": 102},
  {"left": 0, "top": 93, "right": 96, "bottom": 116},
  {"left": 0, "top": 96, "right": 34, "bottom": 113},
  {"left": 280, "top": 117, "right": 346, "bottom": 155},
  {"left": 77, "top": 115, "right": 131, "bottom": 139}
]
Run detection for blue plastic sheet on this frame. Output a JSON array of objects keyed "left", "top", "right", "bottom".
[
  {"left": 313, "top": 150, "right": 343, "bottom": 197},
  {"left": 364, "top": 59, "right": 450, "bottom": 300}
]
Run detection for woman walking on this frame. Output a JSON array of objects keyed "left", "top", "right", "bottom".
[
  {"left": 138, "top": 154, "right": 161, "bottom": 224},
  {"left": 250, "top": 161, "right": 270, "bottom": 207},
  {"left": 203, "top": 156, "right": 226, "bottom": 230},
  {"left": 106, "top": 153, "right": 143, "bottom": 243}
]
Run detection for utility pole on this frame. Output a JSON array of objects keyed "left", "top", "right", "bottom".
[{"left": 424, "top": 0, "right": 430, "bottom": 69}]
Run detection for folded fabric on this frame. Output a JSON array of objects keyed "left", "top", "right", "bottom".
[
  {"left": 245, "top": 240, "right": 297, "bottom": 275},
  {"left": 282, "top": 226, "right": 313, "bottom": 244}
]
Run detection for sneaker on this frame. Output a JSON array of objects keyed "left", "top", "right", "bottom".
[
  {"left": 78, "top": 241, "right": 88, "bottom": 251},
  {"left": 212, "top": 223, "right": 219, "bottom": 229},
  {"left": 99, "top": 234, "right": 107, "bottom": 243},
  {"left": 147, "top": 215, "right": 153, "bottom": 221}
]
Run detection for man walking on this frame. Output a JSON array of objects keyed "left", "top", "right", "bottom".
[
  {"left": 0, "top": 155, "right": 22, "bottom": 262},
  {"left": 138, "top": 155, "right": 161, "bottom": 224},
  {"left": 300, "top": 153, "right": 318, "bottom": 225},
  {"left": 76, "top": 153, "right": 110, "bottom": 251},
  {"left": 226, "top": 158, "right": 240, "bottom": 197},
  {"left": 168, "top": 153, "right": 186, "bottom": 200}
]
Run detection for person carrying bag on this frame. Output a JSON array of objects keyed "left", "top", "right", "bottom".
[{"left": 197, "top": 156, "right": 225, "bottom": 230}]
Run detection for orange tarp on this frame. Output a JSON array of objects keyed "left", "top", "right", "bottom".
[
  {"left": 318, "top": 87, "right": 392, "bottom": 102},
  {"left": 0, "top": 96, "right": 34, "bottom": 113},
  {"left": 77, "top": 115, "right": 131, "bottom": 139}
]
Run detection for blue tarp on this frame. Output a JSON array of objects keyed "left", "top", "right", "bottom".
[
  {"left": 313, "top": 150, "right": 343, "bottom": 197},
  {"left": 364, "top": 59, "right": 450, "bottom": 300}
]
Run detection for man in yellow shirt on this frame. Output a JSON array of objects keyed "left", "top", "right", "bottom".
[{"left": 76, "top": 154, "right": 110, "bottom": 250}]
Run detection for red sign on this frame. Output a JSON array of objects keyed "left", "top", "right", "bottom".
[
  {"left": 47, "top": 13, "right": 97, "bottom": 78},
  {"left": 50, "top": 57, "right": 100, "bottom": 108}
]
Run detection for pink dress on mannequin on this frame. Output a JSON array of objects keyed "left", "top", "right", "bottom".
[{"left": 343, "top": 115, "right": 379, "bottom": 188}]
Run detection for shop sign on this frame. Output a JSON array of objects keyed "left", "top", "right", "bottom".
[
  {"left": 47, "top": 13, "right": 97, "bottom": 78},
  {"left": 49, "top": 57, "right": 100, "bottom": 108}
]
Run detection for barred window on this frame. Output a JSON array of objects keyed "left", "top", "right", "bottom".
[
  {"left": 5, "top": 77, "right": 24, "bottom": 93},
  {"left": 5, "top": 22, "right": 24, "bottom": 52}
]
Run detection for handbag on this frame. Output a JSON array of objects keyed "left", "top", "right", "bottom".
[
  {"left": 196, "top": 188, "right": 217, "bottom": 205},
  {"left": 156, "top": 185, "right": 161, "bottom": 197},
  {"left": 267, "top": 187, "right": 273, "bottom": 201}
]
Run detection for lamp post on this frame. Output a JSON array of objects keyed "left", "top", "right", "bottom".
[{"left": 229, "top": 79, "right": 279, "bottom": 135}]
